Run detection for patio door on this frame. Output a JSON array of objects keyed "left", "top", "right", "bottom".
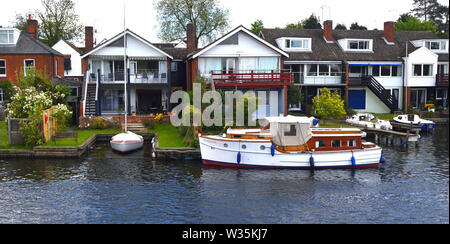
[{"left": 222, "top": 58, "right": 236, "bottom": 74}]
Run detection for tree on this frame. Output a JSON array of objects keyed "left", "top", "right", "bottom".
[
  {"left": 334, "top": 23, "right": 347, "bottom": 30},
  {"left": 411, "top": 0, "right": 440, "bottom": 21},
  {"left": 250, "top": 19, "right": 264, "bottom": 35},
  {"left": 155, "top": 0, "right": 229, "bottom": 47},
  {"left": 312, "top": 88, "right": 346, "bottom": 120},
  {"left": 302, "top": 14, "right": 322, "bottom": 29},
  {"left": 285, "top": 22, "right": 303, "bottom": 29},
  {"left": 35, "top": 0, "right": 84, "bottom": 46},
  {"left": 394, "top": 16, "right": 437, "bottom": 32},
  {"left": 287, "top": 86, "right": 303, "bottom": 108},
  {"left": 350, "top": 22, "right": 367, "bottom": 30},
  {"left": 397, "top": 12, "right": 415, "bottom": 22}
]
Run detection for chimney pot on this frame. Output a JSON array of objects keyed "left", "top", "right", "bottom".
[
  {"left": 26, "top": 17, "right": 38, "bottom": 40},
  {"left": 323, "top": 20, "right": 333, "bottom": 42}
]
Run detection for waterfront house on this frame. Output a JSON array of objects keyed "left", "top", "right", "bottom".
[
  {"left": 185, "top": 24, "right": 293, "bottom": 116},
  {"left": 260, "top": 21, "right": 449, "bottom": 113},
  {"left": 0, "top": 15, "right": 64, "bottom": 100},
  {"left": 80, "top": 29, "right": 179, "bottom": 117}
]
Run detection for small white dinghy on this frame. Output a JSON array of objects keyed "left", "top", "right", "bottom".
[
  {"left": 346, "top": 113, "right": 392, "bottom": 130},
  {"left": 110, "top": 131, "right": 143, "bottom": 153}
]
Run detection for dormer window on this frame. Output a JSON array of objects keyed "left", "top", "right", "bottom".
[
  {"left": 424, "top": 40, "right": 447, "bottom": 51},
  {"left": 0, "top": 30, "right": 14, "bottom": 44},
  {"left": 282, "top": 38, "right": 311, "bottom": 51},
  {"left": 348, "top": 40, "right": 370, "bottom": 50}
]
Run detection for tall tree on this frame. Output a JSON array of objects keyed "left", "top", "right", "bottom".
[
  {"left": 36, "top": 0, "right": 84, "bottom": 46},
  {"left": 334, "top": 23, "right": 347, "bottom": 30},
  {"left": 350, "top": 22, "right": 368, "bottom": 30},
  {"left": 302, "top": 14, "right": 322, "bottom": 29},
  {"left": 155, "top": 0, "right": 229, "bottom": 47},
  {"left": 285, "top": 21, "right": 303, "bottom": 29},
  {"left": 411, "top": 0, "right": 440, "bottom": 21},
  {"left": 250, "top": 19, "right": 264, "bottom": 35}
]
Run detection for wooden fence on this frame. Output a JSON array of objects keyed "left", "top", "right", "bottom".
[{"left": 42, "top": 106, "right": 58, "bottom": 143}]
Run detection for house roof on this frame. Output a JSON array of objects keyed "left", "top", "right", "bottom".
[
  {"left": 80, "top": 29, "right": 173, "bottom": 59},
  {"left": 0, "top": 31, "right": 63, "bottom": 56},
  {"left": 259, "top": 28, "right": 447, "bottom": 62},
  {"left": 188, "top": 25, "right": 289, "bottom": 59}
]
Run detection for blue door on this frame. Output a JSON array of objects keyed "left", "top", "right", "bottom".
[{"left": 348, "top": 90, "right": 366, "bottom": 109}]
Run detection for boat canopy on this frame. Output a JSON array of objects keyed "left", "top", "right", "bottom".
[{"left": 264, "top": 116, "right": 312, "bottom": 146}]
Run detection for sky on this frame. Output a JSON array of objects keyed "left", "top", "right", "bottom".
[{"left": 1, "top": 0, "right": 448, "bottom": 47}]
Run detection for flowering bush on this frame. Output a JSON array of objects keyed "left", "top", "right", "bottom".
[{"left": 7, "top": 86, "right": 52, "bottom": 119}]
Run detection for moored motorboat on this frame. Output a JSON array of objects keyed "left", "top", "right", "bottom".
[
  {"left": 391, "top": 114, "right": 435, "bottom": 132},
  {"left": 110, "top": 131, "right": 144, "bottom": 153},
  {"left": 346, "top": 113, "right": 392, "bottom": 130},
  {"left": 199, "top": 116, "right": 385, "bottom": 169}
]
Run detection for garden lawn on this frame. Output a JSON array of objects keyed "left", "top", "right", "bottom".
[
  {"left": 41, "top": 128, "right": 122, "bottom": 147},
  {"left": 372, "top": 113, "right": 395, "bottom": 120},
  {"left": 147, "top": 123, "right": 192, "bottom": 148}
]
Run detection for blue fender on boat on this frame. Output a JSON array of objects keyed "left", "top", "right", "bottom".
[
  {"left": 237, "top": 151, "right": 241, "bottom": 164},
  {"left": 351, "top": 155, "right": 356, "bottom": 168},
  {"left": 380, "top": 155, "right": 386, "bottom": 164},
  {"left": 270, "top": 144, "right": 275, "bottom": 156},
  {"left": 309, "top": 155, "right": 315, "bottom": 168},
  {"left": 313, "top": 119, "right": 319, "bottom": 126},
  {"left": 401, "top": 139, "right": 408, "bottom": 145}
]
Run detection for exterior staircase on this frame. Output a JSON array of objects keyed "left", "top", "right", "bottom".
[
  {"left": 125, "top": 123, "right": 146, "bottom": 132},
  {"left": 349, "top": 75, "right": 398, "bottom": 111},
  {"left": 84, "top": 83, "right": 97, "bottom": 116}
]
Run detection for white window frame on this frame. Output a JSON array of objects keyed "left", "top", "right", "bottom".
[
  {"left": 24, "top": 59, "right": 35, "bottom": 76},
  {"left": 424, "top": 40, "right": 447, "bottom": 51},
  {"left": 0, "top": 59, "right": 6, "bottom": 77},
  {"left": 346, "top": 39, "right": 372, "bottom": 51},
  {"left": 0, "top": 29, "right": 14, "bottom": 44},
  {"left": 284, "top": 38, "right": 311, "bottom": 51},
  {"left": 306, "top": 64, "right": 342, "bottom": 77},
  {"left": 412, "top": 64, "right": 433, "bottom": 77}
]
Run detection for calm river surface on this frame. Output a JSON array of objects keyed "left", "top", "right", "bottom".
[{"left": 0, "top": 126, "right": 448, "bottom": 224}]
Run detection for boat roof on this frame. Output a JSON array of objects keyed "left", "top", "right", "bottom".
[{"left": 264, "top": 116, "right": 312, "bottom": 124}]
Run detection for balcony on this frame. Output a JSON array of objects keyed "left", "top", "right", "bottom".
[
  {"left": 88, "top": 69, "right": 168, "bottom": 84},
  {"left": 210, "top": 70, "right": 293, "bottom": 89},
  {"left": 292, "top": 72, "right": 346, "bottom": 85},
  {"left": 436, "top": 74, "right": 449, "bottom": 86}
]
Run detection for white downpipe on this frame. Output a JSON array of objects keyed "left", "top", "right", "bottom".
[{"left": 83, "top": 70, "right": 89, "bottom": 116}]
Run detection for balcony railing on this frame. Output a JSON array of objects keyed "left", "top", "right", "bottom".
[
  {"left": 292, "top": 72, "right": 346, "bottom": 85},
  {"left": 436, "top": 73, "right": 449, "bottom": 86},
  {"left": 88, "top": 69, "right": 167, "bottom": 84},
  {"left": 209, "top": 70, "right": 293, "bottom": 88}
]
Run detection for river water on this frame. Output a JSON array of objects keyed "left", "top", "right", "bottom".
[{"left": 0, "top": 126, "right": 448, "bottom": 224}]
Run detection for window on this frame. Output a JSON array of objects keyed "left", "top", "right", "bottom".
[
  {"left": 284, "top": 124, "right": 297, "bottom": 136},
  {"left": 347, "top": 140, "right": 356, "bottom": 147},
  {"left": 64, "top": 58, "right": 72, "bottom": 71},
  {"left": 380, "top": 65, "right": 391, "bottom": 76},
  {"left": 371, "top": 65, "right": 401, "bottom": 77},
  {"left": 170, "top": 62, "right": 177, "bottom": 72},
  {"left": 331, "top": 140, "right": 341, "bottom": 148},
  {"left": 410, "top": 88, "right": 427, "bottom": 108},
  {"left": 0, "top": 59, "right": 6, "bottom": 77},
  {"left": 348, "top": 40, "right": 370, "bottom": 50},
  {"left": 70, "top": 87, "right": 78, "bottom": 96},
  {"left": 372, "top": 65, "right": 380, "bottom": 76},
  {"left": 24, "top": 59, "right": 35, "bottom": 76},
  {"left": 306, "top": 64, "right": 342, "bottom": 77},
  {"left": 438, "top": 64, "right": 448, "bottom": 74},
  {"left": 413, "top": 64, "right": 433, "bottom": 77},
  {"left": 284, "top": 38, "right": 310, "bottom": 50},
  {"left": 315, "top": 140, "right": 326, "bottom": 148},
  {"left": 425, "top": 40, "right": 447, "bottom": 51},
  {"left": 0, "top": 30, "right": 14, "bottom": 44}
]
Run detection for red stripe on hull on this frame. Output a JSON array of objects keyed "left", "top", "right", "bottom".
[{"left": 202, "top": 160, "right": 379, "bottom": 170}]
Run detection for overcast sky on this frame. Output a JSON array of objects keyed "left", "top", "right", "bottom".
[{"left": 1, "top": 0, "right": 448, "bottom": 46}]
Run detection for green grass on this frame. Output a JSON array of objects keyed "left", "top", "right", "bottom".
[
  {"left": 147, "top": 123, "right": 192, "bottom": 148},
  {"left": 372, "top": 113, "right": 395, "bottom": 120},
  {"left": 40, "top": 128, "right": 122, "bottom": 147},
  {"left": 319, "top": 119, "right": 356, "bottom": 128}
]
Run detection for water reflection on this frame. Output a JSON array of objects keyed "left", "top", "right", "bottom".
[{"left": 0, "top": 126, "right": 448, "bottom": 224}]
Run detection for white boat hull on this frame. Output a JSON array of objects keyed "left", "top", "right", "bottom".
[
  {"left": 199, "top": 136, "right": 382, "bottom": 169},
  {"left": 110, "top": 132, "right": 144, "bottom": 153}
]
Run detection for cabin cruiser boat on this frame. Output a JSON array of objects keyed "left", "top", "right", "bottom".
[
  {"left": 346, "top": 113, "right": 392, "bottom": 130},
  {"left": 392, "top": 114, "right": 435, "bottom": 132},
  {"left": 110, "top": 131, "right": 144, "bottom": 153},
  {"left": 199, "top": 116, "right": 384, "bottom": 169}
]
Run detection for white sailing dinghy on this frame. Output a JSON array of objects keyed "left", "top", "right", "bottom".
[{"left": 110, "top": 5, "right": 144, "bottom": 153}]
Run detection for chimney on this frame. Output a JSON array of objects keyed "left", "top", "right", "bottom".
[
  {"left": 384, "top": 21, "right": 394, "bottom": 43},
  {"left": 186, "top": 23, "right": 197, "bottom": 54},
  {"left": 85, "top": 26, "right": 94, "bottom": 52},
  {"left": 27, "top": 14, "right": 38, "bottom": 39},
  {"left": 323, "top": 20, "right": 333, "bottom": 42}
]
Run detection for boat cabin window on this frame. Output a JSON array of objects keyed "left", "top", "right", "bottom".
[
  {"left": 284, "top": 124, "right": 297, "bottom": 136},
  {"left": 407, "top": 114, "right": 414, "bottom": 121},
  {"left": 331, "top": 140, "right": 341, "bottom": 148},
  {"left": 347, "top": 140, "right": 356, "bottom": 147},
  {"left": 232, "top": 135, "right": 242, "bottom": 138},
  {"left": 315, "top": 140, "right": 326, "bottom": 148}
]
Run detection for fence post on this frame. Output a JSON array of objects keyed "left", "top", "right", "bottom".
[{"left": 8, "top": 117, "right": 11, "bottom": 145}]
